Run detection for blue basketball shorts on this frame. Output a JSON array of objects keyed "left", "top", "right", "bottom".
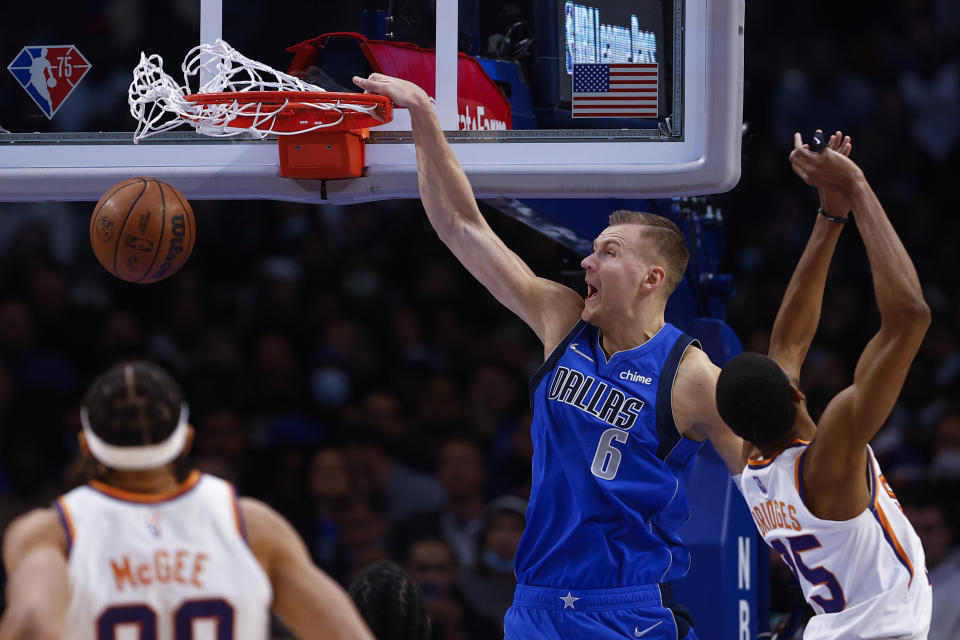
[{"left": 504, "top": 584, "right": 697, "bottom": 640}]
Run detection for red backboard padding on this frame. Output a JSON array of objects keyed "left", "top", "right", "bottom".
[{"left": 287, "top": 32, "right": 512, "bottom": 130}]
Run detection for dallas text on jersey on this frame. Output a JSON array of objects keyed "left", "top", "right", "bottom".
[{"left": 547, "top": 366, "right": 645, "bottom": 429}]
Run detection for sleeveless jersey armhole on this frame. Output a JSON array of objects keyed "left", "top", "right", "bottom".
[
  {"left": 654, "top": 335, "right": 699, "bottom": 460},
  {"left": 229, "top": 484, "right": 250, "bottom": 546},
  {"left": 794, "top": 447, "right": 808, "bottom": 503},
  {"left": 796, "top": 446, "right": 875, "bottom": 519},
  {"left": 53, "top": 496, "right": 75, "bottom": 557},
  {"left": 866, "top": 447, "right": 915, "bottom": 585}
]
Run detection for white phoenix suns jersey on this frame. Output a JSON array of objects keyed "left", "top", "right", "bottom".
[
  {"left": 735, "top": 440, "right": 932, "bottom": 640},
  {"left": 55, "top": 471, "right": 272, "bottom": 640}
]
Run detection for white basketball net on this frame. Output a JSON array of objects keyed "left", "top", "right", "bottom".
[{"left": 128, "top": 39, "right": 381, "bottom": 142}]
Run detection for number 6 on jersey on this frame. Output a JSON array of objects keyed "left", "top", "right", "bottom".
[{"left": 591, "top": 428, "right": 629, "bottom": 480}]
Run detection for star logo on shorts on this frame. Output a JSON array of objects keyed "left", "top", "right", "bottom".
[{"left": 560, "top": 591, "right": 580, "bottom": 609}]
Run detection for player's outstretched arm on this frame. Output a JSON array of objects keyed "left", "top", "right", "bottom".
[
  {"left": 768, "top": 132, "right": 851, "bottom": 381},
  {"left": 790, "top": 142, "right": 930, "bottom": 513},
  {"left": 0, "top": 509, "right": 69, "bottom": 640},
  {"left": 241, "top": 498, "right": 375, "bottom": 640},
  {"left": 353, "top": 74, "right": 584, "bottom": 355},
  {"left": 673, "top": 348, "right": 748, "bottom": 473},
  {"left": 768, "top": 131, "right": 852, "bottom": 383}
]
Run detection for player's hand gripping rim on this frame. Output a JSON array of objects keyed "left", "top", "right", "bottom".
[{"left": 353, "top": 73, "right": 432, "bottom": 110}]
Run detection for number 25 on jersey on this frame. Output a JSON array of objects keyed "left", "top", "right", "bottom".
[{"left": 771, "top": 534, "right": 846, "bottom": 613}]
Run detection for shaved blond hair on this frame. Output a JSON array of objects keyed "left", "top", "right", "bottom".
[{"left": 607, "top": 210, "right": 689, "bottom": 296}]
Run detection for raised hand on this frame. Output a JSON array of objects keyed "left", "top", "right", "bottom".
[
  {"left": 814, "top": 131, "right": 854, "bottom": 218},
  {"left": 790, "top": 130, "right": 864, "bottom": 197},
  {"left": 353, "top": 73, "right": 431, "bottom": 110}
]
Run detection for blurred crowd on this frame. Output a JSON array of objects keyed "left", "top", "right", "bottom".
[{"left": 0, "top": 0, "right": 959, "bottom": 638}]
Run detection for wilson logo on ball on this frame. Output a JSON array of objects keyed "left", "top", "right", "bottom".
[{"left": 150, "top": 215, "right": 187, "bottom": 280}]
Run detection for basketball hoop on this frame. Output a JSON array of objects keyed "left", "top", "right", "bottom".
[{"left": 128, "top": 39, "right": 393, "bottom": 179}]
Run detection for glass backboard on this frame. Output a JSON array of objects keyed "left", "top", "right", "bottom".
[{"left": 0, "top": 0, "right": 744, "bottom": 203}]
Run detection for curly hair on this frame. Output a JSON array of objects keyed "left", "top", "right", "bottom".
[{"left": 348, "top": 560, "right": 430, "bottom": 640}]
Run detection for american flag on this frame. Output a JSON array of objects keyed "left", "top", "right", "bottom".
[{"left": 572, "top": 63, "right": 658, "bottom": 119}]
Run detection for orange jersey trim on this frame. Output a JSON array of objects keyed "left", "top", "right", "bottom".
[
  {"left": 747, "top": 439, "right": 811, "bottom": 469},
  {"left": 794, "top": 448, "right": 804, "bottom": 496},
  {"left": 88, "top": 470, "right": 202, "bottom": 504},
  {"left": 872, "top": 487, "right": 915, "bottom": 586}
]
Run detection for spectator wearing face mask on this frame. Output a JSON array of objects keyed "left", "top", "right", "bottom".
[{"left": 459, "top": 495, "right": 527, "bottom": 627}]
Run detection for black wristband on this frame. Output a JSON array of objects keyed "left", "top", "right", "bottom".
[{"left": 818, "top": 207, "right": 848, "bottom": 224}]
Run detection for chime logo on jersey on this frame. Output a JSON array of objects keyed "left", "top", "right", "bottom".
[
  {"left": 548, "top": 365, "right": 645, "bottom": 428},
  {"left": 7, "top": 45, "right": 91, "bottom": 118}
]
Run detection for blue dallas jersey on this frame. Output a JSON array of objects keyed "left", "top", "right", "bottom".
[{"left": 516, "top": 320, "right": 703, "bottom": 588}]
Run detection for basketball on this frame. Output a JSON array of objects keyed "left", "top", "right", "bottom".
[{"left": 90, "top": 178, "right": 196, "bottom": 283}]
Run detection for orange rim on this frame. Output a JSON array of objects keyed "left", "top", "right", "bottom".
[
  {"left": 183, "top": 91, "right": 389, "bottom": 107},
  {"left": 181, "top": 91, "right": 392, "bottom": 133}
]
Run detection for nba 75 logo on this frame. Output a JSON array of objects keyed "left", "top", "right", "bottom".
[{"left": 7, "top": 46, "right": 91, "bottom": 118}]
